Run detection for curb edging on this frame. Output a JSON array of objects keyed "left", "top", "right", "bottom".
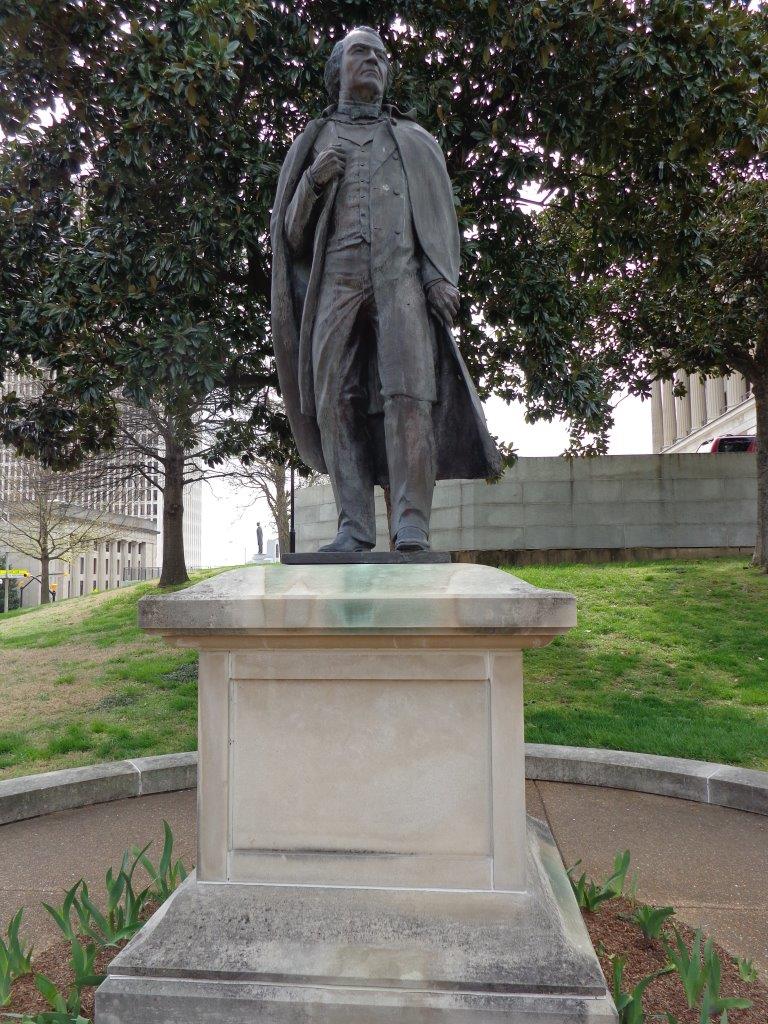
[
  {"left": 524, "top": 744, "right": 768, "bottom": 817},
  {"left": 0, "top": 753, "right": 197, "bottom": 826},
  {"left": 0, "top": 746, "right": 765, "bottom": 827}
]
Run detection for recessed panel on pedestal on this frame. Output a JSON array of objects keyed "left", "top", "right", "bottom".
[{"left": 230, "top": 677, "right": 491, "bottom": 856}]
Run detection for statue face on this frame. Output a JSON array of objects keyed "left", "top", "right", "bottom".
[{"left": 339, "top": 31, "right": 388, "bottom": 103}]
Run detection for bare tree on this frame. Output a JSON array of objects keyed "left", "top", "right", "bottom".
[
  {"left": 230, "top": 459, "right": 291, "bottom": 556},
  {"left": 228, "top": 456, "right": 326, "bottom": 558},
  {"left": 4, "top": 461, "right": 129, "bottom": 603}
]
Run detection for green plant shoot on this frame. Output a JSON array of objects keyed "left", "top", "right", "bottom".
[
  {"left": 630, "top": 904, "right": 676, "bottom": 942},
  {"left": 567, "top": 850, "right": 631, "bottom": 912},
  {"left": 0, "top": 908, "right": 34, "bottom": 1006},
  {"left": 611, "top": 954, "right": 672, "bottom": 1024},
  {"left": 134, "top": 820, "right": 188, "bottom": 902},
  {"left": 733, "top": 956, "right": 758, "bottom": 983}
]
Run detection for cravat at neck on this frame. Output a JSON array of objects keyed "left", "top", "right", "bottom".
[{"left": 336, "top": 99, "right": 383, "bottom": 121}]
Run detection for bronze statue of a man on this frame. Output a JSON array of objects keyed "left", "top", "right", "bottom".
[{"left": 271, "top": 26, "right": 500, "bottom": 552}]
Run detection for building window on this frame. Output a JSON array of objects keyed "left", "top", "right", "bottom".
[
  {"left": 80, "top": 557, "right": 84, "bottom": 574},
  {"left": 79, "top": 581, "right": 84, "bottom": 596},
  {"left": 93, "top": 558, "right": 97, "bottom": 575}
]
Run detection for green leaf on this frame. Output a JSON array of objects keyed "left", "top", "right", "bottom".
[{"left": 34, "top": 972, "right": 66, "bottom": 1011}]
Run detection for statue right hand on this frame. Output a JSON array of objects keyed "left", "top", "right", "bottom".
[{"left": 308, "top": 147, "right": 346, "bottom": 189}]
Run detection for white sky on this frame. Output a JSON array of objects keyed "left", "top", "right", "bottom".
[{"left": 200, "top": 392, "right": 651, "bottom": 567}]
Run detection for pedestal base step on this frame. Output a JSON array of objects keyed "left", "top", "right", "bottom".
[{"left": 96, "top": 818, "right": 616, "bottom": 1023}]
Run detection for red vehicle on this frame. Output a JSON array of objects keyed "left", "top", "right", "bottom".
[{"left": 696, "top": 435, "right": 757, "bottom": 453}]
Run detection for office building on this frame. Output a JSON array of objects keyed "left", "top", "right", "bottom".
[{"left": 651, "top": 372, "right": 755, "bottom": 453}]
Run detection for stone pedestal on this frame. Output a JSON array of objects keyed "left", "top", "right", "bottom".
[{"left": 97, "top": 564, "right": 616, "bottom": 1023}]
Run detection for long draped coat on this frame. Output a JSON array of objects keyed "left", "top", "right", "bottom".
[{"left": 270, "top": 106, "right": 502, "bottom": 483}]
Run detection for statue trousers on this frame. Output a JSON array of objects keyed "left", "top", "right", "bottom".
[{"left": 312, "top": 258, "right": 437, "bottom": 547}]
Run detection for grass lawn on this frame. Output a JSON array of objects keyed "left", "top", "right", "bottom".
[
  {"left": 0, "top": 570, "right": 222, "bottom": 779},
  {"left": 0, "top": 558, "right": 766, "bottom": 779},
  {"left": 515, "top": 559, "right": 768, "bottom": 769}
]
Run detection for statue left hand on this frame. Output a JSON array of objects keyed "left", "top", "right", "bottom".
[{"left": 426, "top": 280, "right": 460, "bottom": 325}]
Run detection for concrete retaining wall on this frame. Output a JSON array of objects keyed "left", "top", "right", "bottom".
[{"left": 296, "top": 453, "right": 757, "bottom": 558}]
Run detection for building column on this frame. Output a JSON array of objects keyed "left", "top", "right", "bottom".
[
  {"left": 96, "top": 542, "right": 107, "bottom": 591},
  {"left": 689, "top": 374, "right": 706, "bottom": 430},
  {"left": 674, "top": 370, "right": 691, "bottom": 439},
  {"left": 651, "top": 380, "right": 664, "bottom": 453},
  {"left": 76, "top": 550, "right": 85, "bottom": 596},
  {"left": 705, "top": 376, "right": 725, "bottom": 423},
  {"left": 661, "top": 378, "right": 678, "bottom": 449},
  {"left": 109, "top": 540, "right": 118, "bottom": 589},
  {"left": 726, "top": 372, "right": 747, "bottom": 409}
]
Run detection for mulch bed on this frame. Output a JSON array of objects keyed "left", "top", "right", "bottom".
[
  {"left": 6, "top": 901, "right": 158, "bottom": 1020},
  {"left": 583, "top": 897, "right": 768, "bottom": 1023},
  {"left": 7, "top": 941, "right": 121, "bottom": 1019},
  {"left": 6, "top": 897, "right": 767, "bottom": 1021}
]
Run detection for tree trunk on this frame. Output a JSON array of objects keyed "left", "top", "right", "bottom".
[
  {"left": 40, "top": 553, "right": 50, "bottom": 604},
  {"left": 159, "top": 437, "right": 189, "bottom": 587},
  {"left": 752, "top": 376, "right": 768, "bottom": 571}
]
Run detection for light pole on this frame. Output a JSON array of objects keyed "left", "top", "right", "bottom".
[{"left": 289, "top": 466, "right": 296, "bottom": 554}]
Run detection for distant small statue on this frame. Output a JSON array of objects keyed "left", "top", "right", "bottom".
[
  {"left": 271, "top": 26, "right": 500, "bottom": 553},
  {"left": 256, "top": 522, "right": 264, "bottom": 556}
]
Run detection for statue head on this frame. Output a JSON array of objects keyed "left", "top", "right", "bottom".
[{"left": 324, "top": 26, "right": 391, "bottom": 105}]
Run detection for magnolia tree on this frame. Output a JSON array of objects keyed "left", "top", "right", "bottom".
[
  {"left": 610, "top": 174, "right": 767, "bottom": 569},
  {"left": 1, "top": 0, "right": 767, "bottom": 575},
  {"left": 540, "top": 166, "right": 768, "bottom": 567}
]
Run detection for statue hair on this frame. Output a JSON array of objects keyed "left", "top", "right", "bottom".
[{"left": 323, "top": 26, "right": 391, "bottom": 102}]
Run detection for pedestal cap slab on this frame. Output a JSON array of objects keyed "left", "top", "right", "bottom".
[{"left": 138, "top": 563, "right": 575, "bottom": 648}]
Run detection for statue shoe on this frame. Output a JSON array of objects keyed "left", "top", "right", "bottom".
[
  {"left": 394, "top": 527, "right": 430, "bottom": 552},
  {"left": 318, "top": 533, "right": 373, "bottom": 553}
]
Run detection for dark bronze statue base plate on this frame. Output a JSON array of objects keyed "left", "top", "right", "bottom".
[{"left": 281, "top": 552, "right": 452, "bottom": 565}]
